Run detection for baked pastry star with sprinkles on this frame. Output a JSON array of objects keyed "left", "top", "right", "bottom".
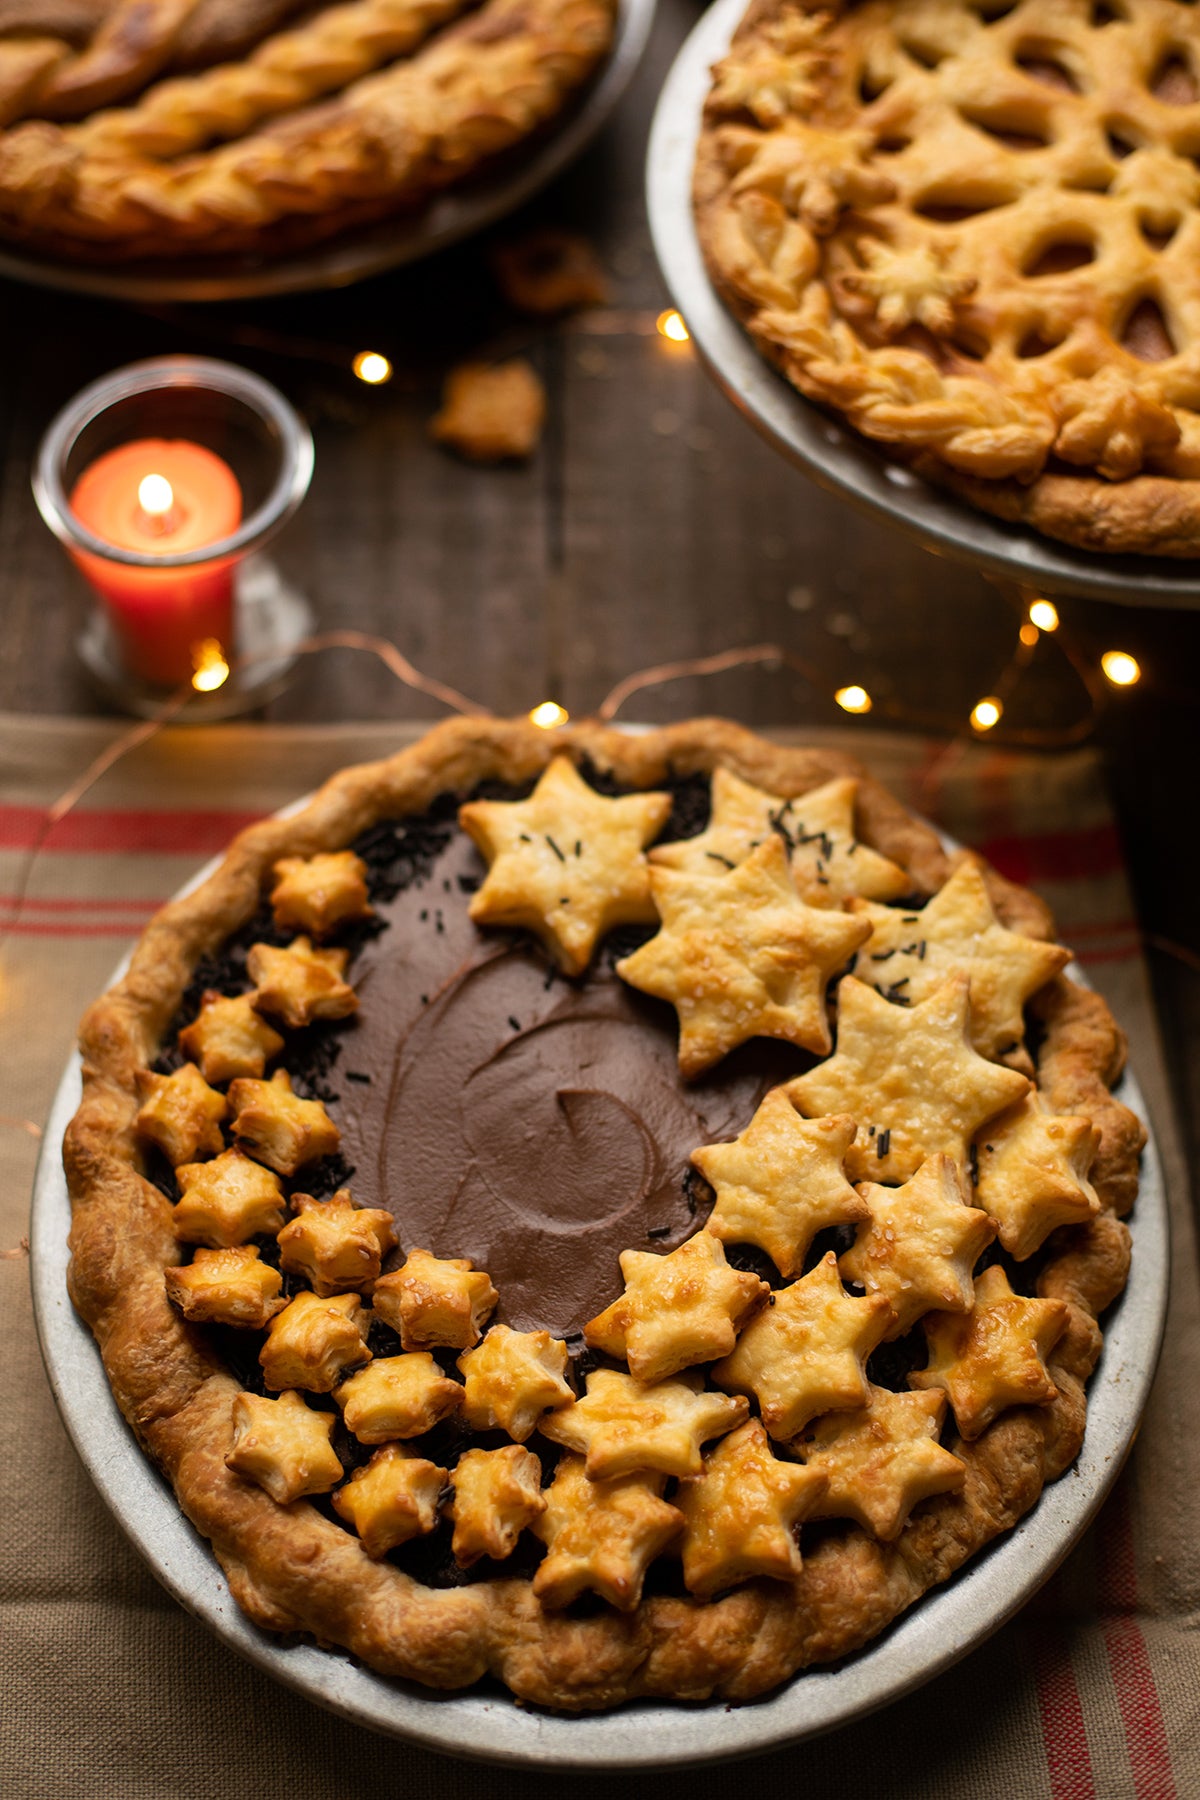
[
  {"left": 332, "top": 1444, "right": 447, "bottom": 1559},
  {"left": 839, "top": 1153, "right": 997, "bottom": 1340},
  {"left": 911, "top": 1265, "right": 1070, "bottom": 1442},
  {"left": 449, "top": 1445, "right": 547, "bottom": 1568},
  {"left": 539, "top": 1368, "right": 748, "bottom": 1480},
  {"left": 247, "top": 936, "right": 358, "bottom": 1029},
  {"left": 277, "top": 1188, "right": 397, "bottom": 1297},
  {"left": 532, "top": 1455, "right": 684, "bottom": 1611},
  {"left": 458, "top": 755, "right": 671, "bottom": 975},
  {"left": 788, "top": 974, "right": 1031, "bottom": 1183},
  {"left": 799, "top": 1387, "right": 966, "bottom": 1542},
  {"left": 974, "top": 1093, "right": 1101, "bottom": 1261},
  {"left": 677, "top": 1418, "right": 827, "bottom": 1597},
  {"left": 618, "top": 833, "right": 871, "bottom": 1077},
  {"left": 335, "top": 1354, "right": 463, "bottom": 1443},
  {"left": 458, "top": 1324, "right": 574, "bottom": 1442},
  {"left": 225, "top": 1389, "right": 342, "bottom": 1506},
  {"left": 584, "top": 1230, "right": 768, "bottom": 1382},
  {"left": 164, "top": 1245, "right": 285, "bottom": 1330},
  {"left": 172, "top": 1148, "right": 286, "bottom": 1247}
]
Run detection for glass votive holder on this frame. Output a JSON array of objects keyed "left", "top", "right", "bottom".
[{"left": 33, "top": 355, "right": 315, "bottom": 719}]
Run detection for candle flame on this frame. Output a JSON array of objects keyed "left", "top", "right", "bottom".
[
  {"left": 656, "top": 310, "right": 690, "bottom": 343},
  {"left": 191, "top": 639, "right": 230, "bottom": 693},
  {"left": 138, "top": 473, "right": 175, "bottom": 518},
  {"left": 529, "top": 700, "right": 569, "bottom": 729}
]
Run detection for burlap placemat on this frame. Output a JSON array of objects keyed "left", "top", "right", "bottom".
[{"left": 1, "top": 715, "right": 1194, "bottom": 1799}]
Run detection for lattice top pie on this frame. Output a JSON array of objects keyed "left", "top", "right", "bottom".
[
  {"left": 64, "top": 717, "right": 1142, "bottom": 1712},
  {"left": 695, "top": 0, "right": 1200, "bottom": 554},
  {"left": 0, "top": 0, "right": 615, "bottom": 259}
]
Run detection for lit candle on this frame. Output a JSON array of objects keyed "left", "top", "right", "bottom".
[{"left": 69, "top": 439, "right": 242, "bottom": 686}]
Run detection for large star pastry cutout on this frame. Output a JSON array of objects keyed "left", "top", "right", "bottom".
[
  {"left": 676, "top": 1418, "right": 827, "bottom": 1596},
  {"left": 584, "top": 1230, "right": 768, "bottom": 1382},
  {"left": 839, "top": 1153, "right": 996, "bottom": 1340},
  {"left": 787, "top": 974, "right": 1031, "bottom": 1182},
  {"left": 799, "top": 1386, "right": 966, "bottom": 1541},
  {"left": 691, "top": 1089, "right": 866, "bottom": 1278},
  {"left": 910, "top": 1264, "right": 1070, "bottom": 1441},
  {"left": 849, "top": 857, "right": 1070, "bottom": 1062},
  {"left": 650, "top": 768, "right": 909, "bottom": 905},
  {"left": 711, "top": 1251, "right": 892, "bottom": 1439},
  {"left": 617, "top": 833, "right": 871, "bottom": 1077},
  {"left": 531, "top": 1454, "right": 684, "bottom": 1611},
  {"left": 974, "top": 1093, "right": 1101, "bottom": 1260},
  {"left": 538, "top": 1368, "right": 748, "bottom": 1479},
  {"left": 458, "top": 755, "right": 671, "bottom": 975}
]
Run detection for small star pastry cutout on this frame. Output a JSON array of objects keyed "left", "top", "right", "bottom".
[
  {"left": 164, "top": 1245, "right": 285, "bottom": 1329},
  {"left": 332, "top": 1444, "right": 446, "bottom": 1558},
  {"left": 531, "top": 1454, "right": 683, "bottom": 1611},
  {"left": 227, "top": 1069, "right": 341, "bottom": 1177},
  {"left": 277, "top": 1188, "right": 397, "bottom": 1296},
  {"left": 692, "top": 1091, "right": 866, "bottom": 1278},
  {"left": 708, "top": 5, "right": 829, "bottom": 127},
  {"left": 676, "top": 1418, "right": 827, "bottom": 1597},
  {"left": 650, "top": 769, "right": 908, "bottom": 906},
  {"left": 457, "top": 1324, "right": 573, "bottom": 1442},
  {"left": 584, "top": 1230, "right": 768, "bottom": 1382},
  {"left": 449, "top": 1445, "right": 546, "bottom": 1567},
  {"left": 269, "top": 850, "right": 373, "bottom": 938},
  {"left": 335, "top": 1353, "right": 462, "bottom": 1443},
  {"left": 457, "top": 755, "right": 671, "bottom": 976},
  {"left": 259, "top": 1290, "right": 372, "bottom": 1393},
  {"left": 787, "top": 975, "right": 1031, "bottom": 1182},
  {"left": 135, "top": 1063, "right": 227, "bottom": 1167},
  {"left": 799, "top": 1387, "right": 966, "bottom": 1541},
  {"left": 177, "top": 991, "right": 284, "bottom": 1086},
  {"left": 843, "top": 237, "right": 976, "bottom": 337},
  {"left": 539, "top": 1368, "right": 748, "bottom": 1480},
  {"left": 618, "top": 834, "right": 871, "bottom": 1077},
  {"left": 726, "top": 122, "right": 895, "bottom": 235},
  {"left": 839, "top": 1154, "right": 996, "bottom": 1340},
  {"left": 247, "top": 937, "right": 358, "bottom": 1029},
  {"left": 225, "top": 1389, "right": 342, "bottom": 1505},
  {"left": 975, "top": 1094, "right": 1101, "bottom": 1261},
  {"left": 911, "top": 1264, "right": 1070, "bottom": 1441},
  {"left": 849, "top": 858, "right": 1070, "bottom": 1062},
  {"left": 711, "top": 1251, "right": 891, "bottom": 1439},
  {"left": 372, "top": 1248, "right": 498, "bottom": 1351},
  {"left": 172, "top": 1147, "right": 286, "bottom": 1246}
]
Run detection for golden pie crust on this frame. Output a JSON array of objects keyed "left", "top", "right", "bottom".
[
  {"left": 0, "top": 0, "right": 616, "bottom": 261},
  {"left": 695, "top": 0, "right": 1200, "bottom": 555},
  {"left": 63, "top": 717, "right": 1142, "bottom": 1710}
]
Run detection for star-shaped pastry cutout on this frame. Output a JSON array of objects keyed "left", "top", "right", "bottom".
[
  {"left": 618, "top": 834, "right": 871, "bottom": 1077},
  {"left": 247, "top": 937, "right": 358, "bottom": 1029},
  {"left": 911, "top": 1264, "right": 1070, "bottom": 1441},
  {"left": 539, "top": 1368, "right": 748, "bottom": 1480},
  {"left": 334, "top": 1353, "right": 462, "bottom": 1443},
  {"left": 277, "top": 1188, "right": 397, "bottom": 1296},
  {"left": 839, "top": 1153, "right": 996, "bottom": 1340},
  {"left": 135, "top": 1063, "right": 227, "bottom": 1167},
  {"left": 974, "top": 1093, "right": 1101, "bottom": 1260},
  {"left": 458, "top": 755, "right": 671, "bottom": 975},
  {"left": 259, "top": 1290, "right": 371, "bottom": 1394},
  {"left": 650, "top": 769, "right": 909, "bottom": 906},
  {"left": 584, "top": 1230, "right": 768, "bottom": 1382},
  {"left": 225, "top": 1388, "right": 342, "bottom": 1505},
  {"left": 849, "top": 858, "right": 1070, "bottom": 1061},
  {"left": 725, "top": 121, "right": 895, "bottom": 234},
  {"left": 709, "top": 6, "right": 830, "bottom": 128},
  {"left": 164, "top": 1245, "right": 285, "bottom": 1330},
  {"left": 787, "top": 974, "right": 1031, "bottom": 1182},
  {"left": 844, "top": 237, "right": 976, "bottom": 337},
  {"left": 227, "top": 1068, "right": 341, "bottom": 1177},
  {"left": 531, "top": 1454, "right": 683, "bottom": 1611},
  {"left": 458, "top": 1324, "right": 573, "bottom": 1442},
  {"left": 172, "top": 1147, "right": 286, "bottom": 1247},
  {"left": 691, "top": 1091, "right": 866, "bottom": 1277},
  {"left": 372, "top": 1248, "right": 498, "bottom": 1351},
  {"left": 449, "top": 1445, "right": 546, "bottom": 1567},
  {"left": 712, "top": 1251, "right": 891, "bottom": 1439},
  {"left": 676, "top": 1418, "right": 827, "bottom": 1597},
  {"left": 178, "top": 990, "right": 283, "bottom": 1086},
  {"left": 270, "top": 850, "right": 373, "bottom": 938},
  {"left": 332, "top": 1443, "right": 446, "bottom": 1558},
  {"left": 799, "top": 1386, "right": 966, "bottom": 1540}
]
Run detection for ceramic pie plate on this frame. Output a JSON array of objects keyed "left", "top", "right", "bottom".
[
  {"left": 0, "top": 0, "right": 654, "bottom": 306},
  {"left": 646, "top": 0, "right": 1200, "bottom": 610},
  {"left": 28, "top": 773, "right": 1169, "bottom": 1769}
]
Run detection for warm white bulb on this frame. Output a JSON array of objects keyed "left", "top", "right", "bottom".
[
  {"left": 656, "top": 310, "right": 690, "bottom": 343},
  {"left": 834, "top": 684, "right": 872, "bottom": 715},
  {"left": 1101, "top": 650, "right": 1141, "bottom": 688},
  {"left": 529, "top": 700, "right": 569, "bottom": 729},
  {"left": 191, "top": 639, "right": 230, "bottom": 693},
  {"left": 970, "top": 696, "right": 1002, "bottom": 731},
  {"left": 137, "top": 473, "right": 174, "bottom": 517},
  {"left": 353, "top": 351, "right": 392, "bottom": 385},
  {"left": 1029, "top": 600, "right": 1059, "bottom": 631}
]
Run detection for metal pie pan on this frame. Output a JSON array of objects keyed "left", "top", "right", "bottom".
[
  {"left": 646, "top": 0, "right": 1200, "bottom": 609},
  {"left": 29, "top": 798, "right": 1169, "bottom": 1769},
  {"left": 0, "top": 0, "right": 654, "bottom": 305}
]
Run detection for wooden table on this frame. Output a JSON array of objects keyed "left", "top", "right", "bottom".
[{"left": 0, "top": 0, "right": 1196, "bottom": 1187}]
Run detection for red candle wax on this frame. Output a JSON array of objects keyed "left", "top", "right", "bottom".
[{"left": 69, "top": 438, "right": 242, "bottom": 686}]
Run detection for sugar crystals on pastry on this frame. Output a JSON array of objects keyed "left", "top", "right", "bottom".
[
  {"left": 457, "top": 1324, "right": 573, "bottom": 1442},
  {"left": 227, "top": 1068, "right": 341, "bottom": 1176},
  {"left": 335, "top": 1353, "right": 463, "bottom": 1443},
  {"left": 449, "top": 1444, "right": 546, "bottom": 1567},
  {"left": 332, "top": 1444, "right": 447, "bottom": 1558},
  {"left": 372, "top": 1248, "right": 498, "bottom": 1351},
  {"left": 277, "top": 1188, "right": 397, "bottom": 1296},
  {"left": 458, "top": 754, "right": 671, "bottom": 975},
  {"left": 538, "top": 1367, "right": 748, "bottom": 1480},
  {"left": 164, "top": 1245, "right": 285, "bottom": 1330},
  {"left": 787, "top": 974, "right": 1031, "bottom": 1182},
  {"left": 135, "top": 1063, "right": 227, "bottom": 1167},
  {"left": 259, "top": 1290, "right": 372, "bottom": 1393},
  {"left": 177, "top": 990, "right": 284, "bottom": 1086},
  {"left": 172, "top": 1147, "right": 286, "bottom": 1247},
  {"left": 584, "top": 1230, "right": 768, "bottom": 1382},
  {"left": 225, "top": 1389, "right": 342, "bottom": 1505},
  {"left": 247, "top": 937, "right": 358, "bottom": 1029},
  {"left": 975, "top": 1093, "right": 1101, "bottom": 1260},
  {"left": 839, "top": 1153, "right": 996, "bottom": 1340},
  {"left": 911, "top": 1265, "right": 1070, "bottom": 1441},
  {"left": 677, "top": 1418, "right": 827, "bottom": 1597},
  {"left": 531, "top": 1454, "right": 683, "bottom": 1611},
  {"left": 269, "top": 850, "right": 372, "bottom": 938},
  {"left": 799, "top": 1386, "right": 966, "bottom": 1541},
  {"left": 618, "top": 833, "right": 871, "bottom": 1077},
  {"left": 692, "top": 1092, "right": 866, "bottom": 1278}
]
